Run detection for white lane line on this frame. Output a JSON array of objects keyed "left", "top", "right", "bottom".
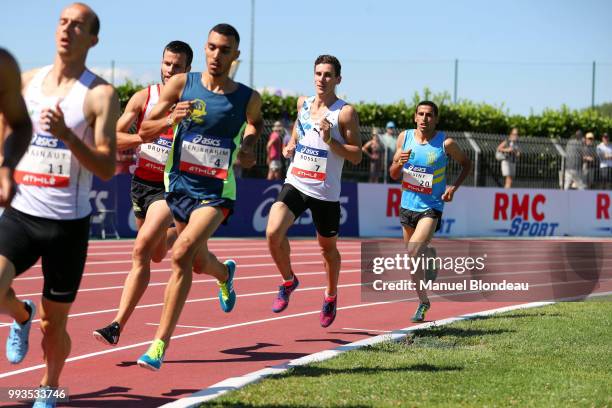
[
  {"left": 14, "top": 259, "right": 362, "bottom": 281},
  {"left": 341, "top": 327, "right": 392, "bottom": 333},
  {"left": 146, "top": 323, "right": 214, "bottom": 330},
  {"left": 161, "top": 290, "right": 612, "bottom": 408},
  {"left": 0, "top": 295, "right": 411, "bottom": 379},
  {"left": 0, "top": 276, "right": 362, "bottom": 327}
]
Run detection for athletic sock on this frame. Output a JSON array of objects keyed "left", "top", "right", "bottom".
[
  {"left": 283, "top": 274, "right": 295, "bottom": 286},
  {"left": 20, "top": 302, "right": 32, "bottom": 325}
]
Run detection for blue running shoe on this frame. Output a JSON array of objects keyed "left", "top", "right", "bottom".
[
  {"left": 218, "top": 260, "right": 237, "bottom": 313},
  {"left": 411, "top": 302, "right": 431, "bottom": 323},
  {"left": 6, "top": 299, "right": 36, "bottom": 364},
  {"left": 137, "top": 339, "right": 166, "bottom": 371},
  {"left": 32, "top": 387, "right": 58, "bottom": 408}
]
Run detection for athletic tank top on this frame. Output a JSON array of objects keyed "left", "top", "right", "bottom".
[
  {"left": 12, "top": 65, "right": 96, "bottom": 220},
  {"left": 165, "top": 72, "right": 252, "bottom": 200},
  {"left": 400, "top": 129, "right": 447, "bottom": 212},
  {"left": 133, "top": 84, "right": 173, "bottom": 184},
  {"left": 285, "top": 96, "right": 347, "bottom": 202}
]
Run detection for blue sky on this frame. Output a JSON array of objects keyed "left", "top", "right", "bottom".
[{"left": 1, "top": 0, "right": 611, "bottom": 115}]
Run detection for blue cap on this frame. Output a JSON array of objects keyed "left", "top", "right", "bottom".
[{"left": 386, "top": 121, "right": 395, "bottom": 129}]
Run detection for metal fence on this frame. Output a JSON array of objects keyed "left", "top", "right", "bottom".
[{"left": 239, "top": 119, "right": 607, "bottom": 190}]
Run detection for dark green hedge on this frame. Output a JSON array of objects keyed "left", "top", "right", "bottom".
[{"left": 115, "top": 82, "right": 612, "bottom": 138}]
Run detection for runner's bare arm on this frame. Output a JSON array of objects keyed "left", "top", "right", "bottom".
[
  {"left": 389, "top": 131, "right": 411, "bottom": 180},
  {"left": 326, "top": 104, "right": 362, "bottom": 165},
  {"left": 237, "top": 90, "right": 263, "bottom": 168},
  {"left": 283, "top": 96, "right": 306, "bottom": 159},
  {"left": 442, "top": 137, "right": 472, "bottom": 202},
  {"left": 140, "top": 74, "right": 188, "bottom": 142},
  {"left": 116, "top": 88, "right": 148, "bottom": 150},
  {"left": 0, "top": 51, "right": 32, "bottom": 206},
  {"left": 0, "top": 51, "right": 32, "bottom": 170}
]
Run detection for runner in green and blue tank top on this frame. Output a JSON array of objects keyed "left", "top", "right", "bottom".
[
  {"left": 134, "top": 24, "right": 263, "bottom": 371},
  {"left": 389, "top": 101, "right": 472, "bottom": 323}
]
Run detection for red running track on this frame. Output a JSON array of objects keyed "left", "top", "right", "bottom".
[{"left": 0, "top": 238, "right": 610, "bottom": 407}]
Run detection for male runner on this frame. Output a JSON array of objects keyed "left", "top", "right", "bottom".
[
  {"left": 0, "top": 49, "right": 32, "bottom": 208},
  {"left": 135, "top": 24, "right": 263, "bottom": 371},
  {"left": 266, "top": 55, "right": 361, "bottom": 328},
  {"left": 0, "top": 4, "right": 119, "bottom": 406},
  {"left": 93, "top": 41, "right": 193, "bottom": 346},
  {"left": 389, "top": 101, "right": 471, "bottom": 322}
]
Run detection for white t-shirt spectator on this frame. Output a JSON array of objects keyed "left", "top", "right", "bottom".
[{"left": 597, "top": 142, "right": 612, "bottom": 168}]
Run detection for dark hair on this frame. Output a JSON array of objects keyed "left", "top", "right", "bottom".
[
  {"left": 164, "top": 41, "right": 193, "bottom": 67},
  {"left": 416, "top": 100, "right": 439, "bottom": 117},
  {"left": 314, "top": 55, "right": 341, "bottom": 77},
  {"left": 89, "top": 13, "right": 100, "bottom": 35},
  {"left": 210, "top": 23, "right": 240, "bottom": 45}
]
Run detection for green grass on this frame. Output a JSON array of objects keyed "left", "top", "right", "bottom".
[{"left": 202, "top": 298, "right": 612, "bottom": 407}]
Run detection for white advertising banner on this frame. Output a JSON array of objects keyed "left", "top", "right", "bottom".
[{"left": 357, "top": 184, "right": 598, "bottom": 237}]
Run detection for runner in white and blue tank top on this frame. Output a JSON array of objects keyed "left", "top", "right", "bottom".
[
  {"left": 134, "top": 25, "right": 264, "bottom": 372},
  {"left": 266, "top": 55, "right": 363, "bottom": 329},
  {"left": 390, "top": 101, "right": 472, "bottom": 324},
  {"left": 0, "top": 3, "right": 120, "bottom": 398}
]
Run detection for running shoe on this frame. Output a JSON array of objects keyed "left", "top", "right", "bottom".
[
  {"left": 6, "top": 299, "right": 36, "bottom": 364},
  {"left": 272, "top": 275, "right": 300, "bottom": 313},
  {"left": 425, "top": 246, "right": 438, "bottom": 282},
  {"left": 411, "top": 301, "right": 431, "bottom": 323},
  {"left": 137, "top": 339, "right": 166, "bottom": 371},
  {"left": 92, "top": 322, "right": 121, "bottom": 346},
  {"left": 320, "top": 295, "right": 337, "bottom": 328},
  {"left": 218, "top": 260, "right": 237, "bottom": 313},
  {"left": 32, "top": 387, "right": 58, "bottom": 408}
]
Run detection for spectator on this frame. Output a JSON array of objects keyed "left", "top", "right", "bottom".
[
  {"left": 266, "top": 121, "right": 284, "bottom": 180},
  {"left": 564, "top": 130, "right": 586, "bottom": 190},
  {"left": 362, "top": 127, "right": 384, "bottom": 182},
  {"left": 597, "top": 132, "right": 612, "bottom": 189},
  {"left": 497, "top": 127, "right": 521, "bottom": 188},
  {"left": 582, "top": 132, "right": 598, "bottom": 189},
  {"left": 380, "top": 121, "right": 397, "bottom": 181}
]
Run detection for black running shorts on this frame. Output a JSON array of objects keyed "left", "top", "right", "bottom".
[
  {"left": 276, "top": 183, "right": 340, "bottom": 238},
  {"left": 0, "top": 207, "right": 90, "bottom": 303},
  {"left": 399, "top": 207, "right": 443, "bottom": 232},
  {"left": 131, "top": 177, "right": 166, "bottom": 219}
]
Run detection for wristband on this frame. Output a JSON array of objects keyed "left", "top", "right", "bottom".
[{"left": 166, "top": 115, "right": 174, "bottom": 128}]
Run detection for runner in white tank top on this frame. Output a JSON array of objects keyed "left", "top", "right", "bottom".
[
  {"left": 93, "top": 41, "right": 193, "bottom": 347},
  {"left": 0, "top": 4, "right": 119, "bottom": 402},
  {"left": 266, "top": 55, "right": 362, "bottom": 328}
]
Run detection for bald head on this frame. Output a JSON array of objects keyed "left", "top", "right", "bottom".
[{"left": 65, "top": 3, "right": 100, "bottom": 35}]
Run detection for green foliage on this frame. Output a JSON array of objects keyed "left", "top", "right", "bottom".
[
  {"left": 115, "top": 82, "right": 612, "bottom": 138},
  {"left": 115, "top": 80, "right": 145, "bottom": 111}
]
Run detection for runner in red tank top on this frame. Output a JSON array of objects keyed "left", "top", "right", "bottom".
[{"left": 93, "top": 41, "right": 193, "bottom": 346}]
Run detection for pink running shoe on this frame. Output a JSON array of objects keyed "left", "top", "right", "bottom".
[
  {"left": 319, "top": 295, "right": 337, "bottom": 328},
  {"left": 272, "top": 275, "right": 300, "bottom": 313}
]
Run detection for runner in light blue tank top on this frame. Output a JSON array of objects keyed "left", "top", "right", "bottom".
[
  {"left": 400, "top": 128, "right": 447, "bottom": 212},
  {"left": 390, "top": 101, "right": 472, "bottom": 324},
  {"left": 134, "top": 24, "right": 263, "bottom": 371}
]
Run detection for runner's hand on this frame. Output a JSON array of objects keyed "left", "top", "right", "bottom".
[
  {"left": 319, "top": 118, "right": 332, "bottom": 144},
  {"left": 394, "top": 148, "right": 412, "bottom": 166},
  {"left": 283, "top": 141, "right": 296, "bottom": 159},
  {"left": 169, "top": 101, "right": 193, "bottom": 125},
  {"left": 238, "top": 145, "right": 256, "bottom": 168},
  {"left": 0, "top": 166, "right": 15, "bottom": 207},
  {"left": 41, "top": 101, "right": 73, "bottom": 143},
  {"left": 441, "top": 185, "right": 457, "bottom": 202}
]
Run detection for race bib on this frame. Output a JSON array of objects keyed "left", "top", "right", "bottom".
[
  {"left": 291, "top": 143, "right": 328, "bottom": 181},
  {"left": 402, "top": 163, "right": 434, "bottom": 194},
  {"left": 179, "top": 133, "right": 231, "bottom": 180},
  {"left": 14, "top": 134, "right": 71, "bottom": 188},
  {"left": 138, "top": 137, "right": 172, "bottom": 174}
]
